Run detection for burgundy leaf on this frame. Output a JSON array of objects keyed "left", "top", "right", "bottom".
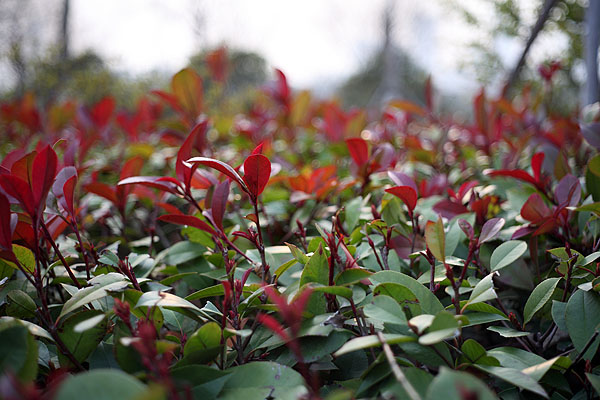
[
  {"left": 487, "top": 169, "right": 537, "bottom": 186},
  {"left": 157, "top": 214, "right": 216, "bottom": 236},
  {"left": 0, "top": 175, "right": 36, "bottom": 217},
  {"left": 433, "top": 199, "right": 468, "bottom": 220},
  {"left": 521, "top": 193, "right": 551, "bottom": 223},
  {"left": 53, "top": 167, "right": 78, "bottom": 215},
  {"left": 31, "top": 145, "right": 58, "bottom": 210},
  {"left": 478, "top": 217, "right": 505, "bottom": 244},
  {"left": 256, "top": 313, "right": 290, "bottom": 343},
  {"left": 211, "top": 180, "right": 230, "bottom": 230},
  {"left": 531, "top": 152, "right": 544, "bottom": 183},
  {"left": 346, "top": 138, "right": 369, "bottom": 167},
  {"left": 387, "top": 171, "right": 418, "bottom": 193},
  {"left": 581, "top": 123, "right": 600, "bottom": 150},
  {"left": 458, "top": 219, "right": 474, "bottom": 240},
  {"left": 176, "top": 120, "right": 209, "bottom": 183},
  {"left": 385, "top": 186, "right": 418, "bottom": 213},
  {"left": 0, "top": 193, "right": 14, "bottom": 251},
  {"left": 85, "top": 182, "right": 118, "bottom": 204},
  {"left": 457, "top": 180, "right": 479, "bottom": 201},
  {"left": 555, "top": 174, "right": 581, "bottom": 207},
  {"left": 117, "top": 176, "right": 181, "bottom": 194},
  {"left": 187, "top": 157, "right": 247, "bottom": 192},
  {"left": 242, "top": 154, "right": 271, "bottom": 198}
]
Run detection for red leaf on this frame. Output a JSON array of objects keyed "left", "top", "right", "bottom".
[
  {"left": 531, "top": 152, "right": 544, "bottom": 183},
  {"left": 85, "top": 182, "right": 118, "bottom": 204},
  {"left": 251, "top": 142, "right": 264, "bottom": 155},
  {"left": 119, "top": 156, "right": 144, "bottom": 181},
  {"left": 487, "top": 169, "right": 537, "bottom": 186},
  {"left": 242, "top": 154, "right": 271, "bottom": 197},
  {"left": 118, "top": 176, "right": 181, "bottom": 194},
  {"left": 156, "top": 202, "right": 183, "bottom": 215},
  {"left": 31, "top": 146, "right": 58, "bottom": 210},
  {"left": 187, "top": 157, "right": 247, "bottom": 192},
  {"left": 387, "top": 171, "right": 418, "bottom": 193},
  {"left": 256, "top": 313, "right": 290, "bottom": 343},
  {"left": 521, "top": 193, "right": 551, "bottom": 223},
  {"left": 0, "top": 175, "right": 35, "bottom": 217},
  {"left": 0, "top": 193, "right": 14, "bottom": 251},
  {"left": 211, "top": 181, "right": 230, "bottom": 230},
  {"left": 52, "top": 167, "right": 78, "bottom": 215},
  {"left": 158, "top": 214, "right": 216, "bottom": 236},
  {"left": 90, "top": 96, "right": 115, "bottom": 128},
  {"left": 457, "top": 180, "right": 479, "bottom": 201},
  {"left": 176, "top": 120, "right": 209, "bottom": 184},
  {"left": 385, "top": 186, "right": 417, "bottom": 213},
  {"left": 433, "top": 199, "right": 468, "bottom": 220},
  {"left": 345, "top": 138, "right": 369, "bottom": 167},
  {"left": 478, "top": 217, "right": 505, "bottom": 244},
  {"left": 555, "top": 174, "right": 581, "bottom": 207}
]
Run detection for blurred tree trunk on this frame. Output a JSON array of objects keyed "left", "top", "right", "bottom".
[
  {"left": 584, "top": 0, "right": 600, "bottom": 106},
  {"left": 59, "top": 0, "right": 70, "bottom": 62},
  {"left": 504, "top": 0, "right": 559, "bottom": 96}
]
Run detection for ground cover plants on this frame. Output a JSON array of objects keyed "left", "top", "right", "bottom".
[{"left": 1, "top": 57, "right": 600, "bottom": 399}]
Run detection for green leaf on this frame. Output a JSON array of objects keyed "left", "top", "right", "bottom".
[
  {"left": 551, "top": 300, "right": 568, "bottom": 331},
  {"left": 299, "top": 244, "right": 329, "bottom": 315},
  {"left": 136, "top": 290, "right": 208, "bottom": 320},
  {"left": 0, "top": 322, "right": 38, "bottom": 381},
  {"left": 334, "top": 334, "right": 415, "bottom": 357},
  {"left": 425, "top": 367, "right": 498, "bottom": 400},
  {"left": 54, "top": 369, "right": 147, "bottom": 400},
  {"left": 186, "top": 284, "right": 252, "bottom": 301},
  {"left": 0, "top": 317, "right": 52, "bottom": 341},
  {"left": 487, "top": 347, "right": 547, "bottom": 370},
  {"left": 344, "top": 196, "right": 363, "bottom": 232},
  {"left": 285, "top": 242, "right": 309, "bottom": 264},
  {"left": 419, "top": 311, "right": 460, "bottom": 345},
  {"left": 475, "top": 365, "right": 547, "bottom": 398},
  {"left": 425, "top": 217, "right": 445, "bottom": 262},
  {"left": 565, "top": 289, "right": 600, "bottom": 360},
  {"left": 59, "top": 273, "right": 128, "bottom": 318},
  {"left": 370, "top": 271, "right": 444, "bottom": 314},
  {"left": 363, "top": 295, "right": 407, "bottom": 326},
  {"left": 219, "top": 361, "right": 308, "bottom": 400},
  {"left": 6, "top": 289, "right": 37, "bottom": 318},
  {"left": 523, "top": 277, "right": 561, "bottom": 326},
  {"left": 58, "top": 310, "right": 107, "bottom": 368},
  {"left": 307, "top": 284, "right": 353, "bottom": 299},
  {"left": 487, "top": 326, "right": 529, "bottom": 338},
  {"left": 586, "top": 373, "right": 600, "bottom": 396},
  {"left": 178, "top": 322, "right": 222, "bottom": 365},
  {"left": 490, "top": 240, "right": 527, "bottom": 271},
  {"left": 335, "top": 268, "right": 372, "bottom": 286},
  {"left": 465, "top": 273, "right": 497, "bottom": 307},
  {"left": 3, "top": 244, "right": 36, "bottom": 273},
  {"left": 373, "top": 282, "right": 417, "bottom": 304}
]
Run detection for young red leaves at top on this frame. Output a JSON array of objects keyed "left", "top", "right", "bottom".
[
  {"left": 0, "top": 145, "right": 58, "bottom": 223},
  {"left": 346, "top": 138, "right": 369, "bottom": 168},
  {"left": 385, "top": 186, "right": 418, "bottom": 218},
  {"left": 242, "top": 154, "right": 271, "bottom": 200},
  {"left": 188, "top": 142, "right": 271, "bottom": 203},
  {"left": 487, "top": 152, "right": 548, "bottom": 192}
]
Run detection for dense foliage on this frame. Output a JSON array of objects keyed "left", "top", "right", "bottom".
[{"left": 0, "top": 54, "right": 600, "bottom": 400}]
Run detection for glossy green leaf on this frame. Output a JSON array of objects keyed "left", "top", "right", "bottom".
[
  {"left": 523, "top": 277, "right": 561, "bottom": 326},
  {"left": 565, "top": 289, "right": 600, "bottom": 360},
  {"left": 490, "top": 240, "right": 527, "bottom": 271},
  {"left": 59, "top": 273, "right": 128, "bottom": 318},
  {"left": 54, "top": 369, "right": 147, "bottom": 400},
  {"left": 334, "top": 334, "right": 415, "bottom": 357}
]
